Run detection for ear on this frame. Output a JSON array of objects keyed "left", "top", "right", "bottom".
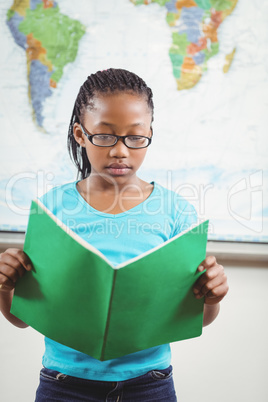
[{"left": 73, "top": 123, "right": 86, "bottom": 148}]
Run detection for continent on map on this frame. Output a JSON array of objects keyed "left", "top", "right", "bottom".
[
  {"left": 131, "top": 0, "right": 238, "bottom": 90},
  {"left": 6, "top": 0, "right": 86, "bottom": 128},
  {"left": 223, "top": 47, "right": 236, "bottom": 73}
]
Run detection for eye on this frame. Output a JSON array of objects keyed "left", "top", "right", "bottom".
[
  {"left": 92, "top": 134, "right": 116, "bottom": 146},
  {"left": 95, "top": 134, "right": 114, "bottom": 141},
  {"left": 128, "top": 136, "right": 144, "bottom": 142},
  {"left": 128, "top": 136, "right": 147, "bottom": 144}
]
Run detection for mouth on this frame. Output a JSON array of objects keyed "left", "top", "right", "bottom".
[{"left": 106, "top": 163, "right": 131, "bottom": 176}]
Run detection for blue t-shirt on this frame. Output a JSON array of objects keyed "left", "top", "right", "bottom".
[{"left": 38, "top": 180, "right": 197, "bottom": 381}]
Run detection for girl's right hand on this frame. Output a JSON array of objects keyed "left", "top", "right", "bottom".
[{"left": 0, "top": 248, "right": 32, "bottom": 293}]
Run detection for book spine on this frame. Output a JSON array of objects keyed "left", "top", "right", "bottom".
[{"left": 100, "top": 270, "right": 117, "bottom": 361}]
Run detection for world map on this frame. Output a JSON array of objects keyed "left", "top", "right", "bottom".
[
  {"left": 0, "top": 0, "right": 267, "bottom": 242},
  {"left": 6, "top": 0, "right": 237, "bottom": 128}
]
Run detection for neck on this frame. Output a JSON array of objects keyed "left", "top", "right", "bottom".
[
  {"left": 84, "top": 173, "right": 144, "bottom": 194},
  {"left": 76, "top": 174, "right": 154, "bottom": 215}
]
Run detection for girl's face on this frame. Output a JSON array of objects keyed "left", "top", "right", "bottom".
[{"left": 74, "top": 92, "right": 152, "bottom": 187}]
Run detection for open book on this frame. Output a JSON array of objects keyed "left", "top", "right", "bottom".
[{"left": 11, "top": 200, "right": 209, "bottom": 361}]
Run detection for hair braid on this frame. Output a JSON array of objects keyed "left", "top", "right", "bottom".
[{"left": 67, "top": 68, "right": 154, "bottom": 179}]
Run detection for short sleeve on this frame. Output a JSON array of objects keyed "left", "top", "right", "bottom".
[{"left": 172, "top": 199, "right": 198, "bottom": 237}]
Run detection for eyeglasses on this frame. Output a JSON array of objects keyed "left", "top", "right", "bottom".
[{"left": 80, "top": 124, "right": 152, "bottom": 149}]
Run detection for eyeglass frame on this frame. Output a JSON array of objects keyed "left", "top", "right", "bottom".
[{"left": 80, "top": 124, "right": 153, "bottom": 149}]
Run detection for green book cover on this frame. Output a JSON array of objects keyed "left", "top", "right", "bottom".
[{"left": 11, "top": 200, "right": 209, "bottom": 361}]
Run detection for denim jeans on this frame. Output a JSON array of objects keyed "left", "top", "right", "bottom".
[{"left": 35, "top": 365, "right": 177, "bottom": 401}]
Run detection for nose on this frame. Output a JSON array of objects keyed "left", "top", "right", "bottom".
[{"left": 109, "top": 138, "right": 129, "bottom": 158}]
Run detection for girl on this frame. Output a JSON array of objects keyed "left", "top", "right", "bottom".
[{"left": 0, "top": 68, "right": 228, "bottom": 401}]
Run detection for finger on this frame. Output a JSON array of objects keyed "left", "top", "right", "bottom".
[
  {"left": 204, "top": 283, "right": 229, "bottom": 305},
  {"left": 0, "top": 254, "right": 28, "bottom": 280},
  {"left": 0, "top": 262, "right": 23, "bottom": 283},
  {"left": 197, "top": 264, "right": 206, "bottom": 273},
  {"left": 196, "top": 258, "right": 221, "bottom": 278},
  {"left": 207, "top": 282, "right": 229, "bottom": 299},
  {"left": 193, "top": 265, "right": 206, "bottom": 292},
  {"left": 201, "top": 255, "right": 217, "bottom": 269},
  {"left": 2, "top": 249, "right": 32, "bottom": 271},
  {"left": 0, "top": 274, "right": 16, "bottom": 292},
  {"left": 196, "top": 270, "right": 226, "bottom": 298},
  {"left": 195, "top": 285, "right": 228, "bottom": 303},
  {"left": 193, "top": 264, "right": 222, "bottom": 294}
]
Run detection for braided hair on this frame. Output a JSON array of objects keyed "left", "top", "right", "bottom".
[{"left": 67, "top": 68, "right": 154, "bottom": 179}]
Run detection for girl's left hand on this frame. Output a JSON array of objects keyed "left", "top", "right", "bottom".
[{"left": 193, "top": 256, "right": 229, "bottom": 305}]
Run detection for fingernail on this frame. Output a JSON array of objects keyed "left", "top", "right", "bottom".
[
  {"left": 27, "top": 264, "right": 32, "bottom": 270},
  {"left": 193, "top": 288, "right": 199, "bottom": 294},
  {"left": 198, "top": 265, "right": 204, "bottom": 271}
]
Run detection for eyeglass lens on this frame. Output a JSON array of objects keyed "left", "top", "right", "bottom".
[{"left": 92, "top": 135, "right": 150, "bottom": 148}]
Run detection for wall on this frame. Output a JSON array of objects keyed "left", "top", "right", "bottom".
[{"left": 1, "top": 261, "right": 268, "bottom": 402}]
